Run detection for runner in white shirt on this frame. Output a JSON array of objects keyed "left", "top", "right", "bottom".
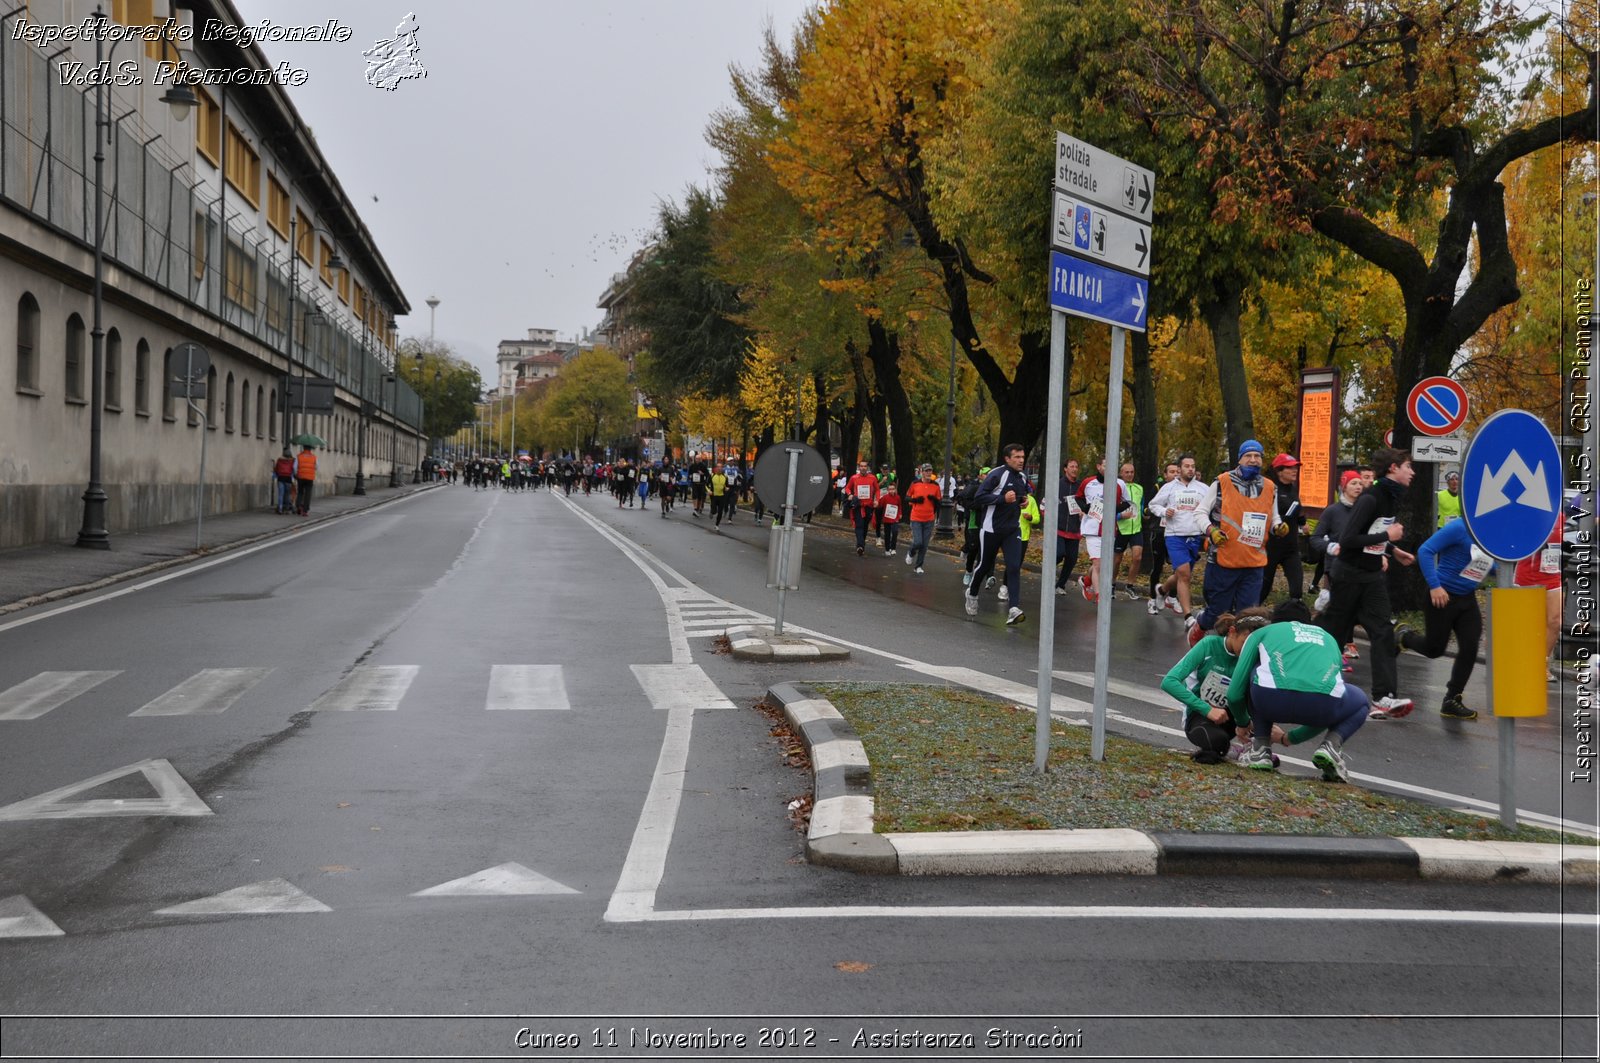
[{"left": 1147, "top": 453, "right": 1210, "bottom": 617}]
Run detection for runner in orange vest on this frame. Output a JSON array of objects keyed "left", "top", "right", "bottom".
[{"left": 1189, "top": 440, "right": 1286, "bottom": 646}]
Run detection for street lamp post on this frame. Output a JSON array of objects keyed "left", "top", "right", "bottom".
[
  {"left": 426, "top": 295, "right": 439, "bottom": 339},
  {"left": 75, "top": 6, "right": 195, "bottom": 549},
  {"left": 354, "top": 322, "right": 370, "bottom": 495}
]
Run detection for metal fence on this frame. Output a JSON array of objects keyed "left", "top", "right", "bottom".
[{"left": 0, "top": 24, "right": 422, "bottom": 429}]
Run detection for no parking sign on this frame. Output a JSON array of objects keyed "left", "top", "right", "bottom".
[{"left": 1406, "top": 377, "right": 1469, "bottom": 437}]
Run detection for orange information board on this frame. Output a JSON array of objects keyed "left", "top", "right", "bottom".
[{"left": 1296, "top": 369, "right": 1340, "bottom": 513}]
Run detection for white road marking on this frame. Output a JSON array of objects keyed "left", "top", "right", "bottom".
[
  {"left": 486, "top": 665, "right": 569, "bottom": 711},
  {"left": 154, "top": 879, "right": 330, "bottom": 917},
  {"left": 308, "top": 666, "right": 419, "bottom": 712},
  {"left": 631, "top": 663, "right": 736, "bottom": 711},
  {"left": 0, "top": 758, "right": 212, "bottom": 821},
  {"left": 605, "top": 706, "right": 694, "bottom": 924},
  {"left": 0, "top": 670, "right": 120, "bottom": 720},
  {"left": 627, "top": 904, "right": 1597, "bottom": 927},
  {"left": 412, "top": 862, "right": 579, "bottom": 897},
  {"left": 130, "top": 668, "right": 272, "bottom": 717},
  {"left": 0, "top": 896, "right": 66, "bottom": 938}
]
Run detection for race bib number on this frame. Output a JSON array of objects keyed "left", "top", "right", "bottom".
[
  {"left": 1088, "top": 498, "right": 1104, "bottom": 521},
  {"left": 1238, "top": 511, "right": 1268, "bottom": 548},
  {"left": 1065, "top": 495, "right": 1081, "bottom": 516},
  {"left": 883, "top": 503, "right": 900, "bottom": 521},
  {"left": 1363, "top": 516, "right": 1393, "bottom": 556},
  {"left": 691, "top": 473, "right": 701, "bottom": 483},
  {"left": 1197, "top": 670, "right": 1230, "bottom": 710},
  {"left": 1540, "top": 543, "right": 1561, "bottom": 575},
  {"left": 856, "top": 484, "right": 872, "bottom": 500},
  {"left": 1460, "top": 547, "right": 1494, "bottom": 585},
  {"left": 1175, "top": 489, "right": 1201, "bottom": 513}
]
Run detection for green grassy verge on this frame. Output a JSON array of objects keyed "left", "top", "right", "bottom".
[{"left": 814, "top": 682, "right": 1594, "bottom": 845}]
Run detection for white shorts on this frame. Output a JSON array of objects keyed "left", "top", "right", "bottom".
[{"left": 1084, "top": 535, "right": 1104, "bottom": 560}]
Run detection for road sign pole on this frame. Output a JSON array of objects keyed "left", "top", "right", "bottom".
[
  {"left": 774, "top": 448, "right": 800, "bottom": 637},
  {"left": 1490, "top": 560, "right": 1517, "bottom": 829},
  {"left": 1091, "top": 326, "right": 1127, "bottom": 762},
  {"left": 1034, "top": 310, "right": 1067, "bottom": 773}
]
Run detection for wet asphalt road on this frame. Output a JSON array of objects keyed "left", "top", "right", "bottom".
[{"left": 0, "top": 484, "right": 1593, "bottom": 1062}]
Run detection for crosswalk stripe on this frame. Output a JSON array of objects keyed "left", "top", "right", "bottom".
[
  {"left": 680, "top": 617, "right": 757, "bottom": 627},
  {"left": 308, "top": 666, "right": 419, "bottom": 712},
  {"left": 0, "top": 671, "right": 121, "bottom": 720},
  {"left": 130, "top": 668, "right": 273, "bottom": 717},
  {"left": 487, "top": 665, "right": 569, "bottom": 711},
  {"left": 631, "top": 663, "right": 736, "bottom": 711}
]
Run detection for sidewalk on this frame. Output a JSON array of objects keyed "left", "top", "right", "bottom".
[{"left": 0, "top": 481, "right": 445, "bottom": 614}]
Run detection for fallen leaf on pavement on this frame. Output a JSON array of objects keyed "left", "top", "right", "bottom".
[
  {"left": 319, "top": 865, "right": 354, "bottom": 874},
  {"left": 336, "top": 802, "right": 351, "bottom": 809},
  {"left": 834, "top": 961, "right": 873, "bottom": 973}
]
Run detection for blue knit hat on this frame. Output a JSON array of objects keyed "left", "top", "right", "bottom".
[{"left": 1238, "top": 439, "right": 1264, "bottom": 460}]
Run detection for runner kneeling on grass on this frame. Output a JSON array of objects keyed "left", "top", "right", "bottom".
[{"left": 1225, "top": 601, "right": 1373, "bottom": 783}]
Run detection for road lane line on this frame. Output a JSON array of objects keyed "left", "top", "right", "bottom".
[
  {"left": 308, "top": 666, "right": 419, "bottom": 712},
  {"left": 486, "top": 665, "right": 569, "bottom": 711},
  {"left": 633, "top": 904, "right": 1597, "bottom": 927},
  {"left": 130, "top": 668, "right": 272, "bottom": 717},
  {"left": 631, "top": 664, "right": 736, "bottom": 712},
  {"left": 0, "top": 671, "right": 120, "bottom": 720},
  {"left": 605, "top": 706, "right": 694, "bottom": 924}
]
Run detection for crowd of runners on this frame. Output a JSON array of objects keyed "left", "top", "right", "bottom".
[{"left": 430, "top": 439, "right": 1574, "bottom": 785}]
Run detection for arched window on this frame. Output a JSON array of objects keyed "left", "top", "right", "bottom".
[
  {"left": 204, "top": 365, "right": 217, "bottom": 427},
  {"left": 65, "top": 314, "right": 86, "bottom": 402},
  {"left": 134, "top": 340, "right": 150, "bottom": 416},
  {"left": 104, "top": 327, "right": 121, "bottom": 411},
  {"left": 224, "top": 372, "right": 235, "bottom": 432},
  {"left": 256, "top": 384, "right": 264, "bottom": 438},
  {"left": 163, "top": 348, "right": 177, "bottom": 421},
  {"left": 240, "top": 376, "right": 250, "bottom": 436},
  {"left": 268, "top": 388, "right": 277, "bottom": 439},
  {"left": 15, "top": 293, "right": 39, "bottom": 392}
]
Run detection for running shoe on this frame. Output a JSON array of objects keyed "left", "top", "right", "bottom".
[
  {"left": 984, "top": 576, "right": 997, "bottom": 591},
  {"left": 1313, "top": 588, "right": 1330, "bottom": 614},
  {"left": 1548, "top": 669, "right": 1559, "bottom": 683},
  {"left": 857, "top": 547, "right": 865, "bottom": 556},
  {"left": 1080, "top": 575, "right": 1096, "bottom": 602},
  {"left": 904, "top": 552, "right": 914, "bottom": 565},
  {"left": 915, "top": 567, "right": 924, "bottom": 575},
  {"left": 998, "top": 585, "right": 1009, "bottom": 602},
  {"left": 963, "top": 594, "right": 978, "bottom": 617},
  {"left": 1147, "top": 599, "right": 1160, "bottom": 615},
  {"left": 1440, "top": 695, "right": 1478, "bottom": 720},
  {"left": 1123, "top": 586, "right": 1144, "bottom": 602},
  {"left": 1344, "top": 643, "right": 1359, "bottom": 659},
  {"left": 962, "top": 571, "right": 972, "bottom": 586},
  {"left": 885, "top": 548, "right": 895, "bottom": 556},
  {"left": 1056, "top": 586, "right": 1068, "bottom": 596},
  {"left": 1311, "top": 742, "right": 1350, "bottom": 783},
  {"left": 1154, "top": 586, "right": 1169, "bottom": 612},
  {"left": 1168, "top": 596, "right": 1185, "bottom": 616},
  {"left": 1376, "top": 694, "right": 1414, "bottom": 717},
  {"left": 1184, "top": 615, "right": 1203, "bottom": 648},
  {"left": 1237, "top": 745, "right": 1276, "bottom": 771},
  {"left": 1006, "top": 606, "right": 1026, "bottom": 626}
]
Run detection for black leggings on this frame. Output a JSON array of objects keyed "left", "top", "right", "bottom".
[
  {"left": 1399, "top": 592, "right": 1482, "bottom": 700},
  {"left": 1185, "top": 713, "right": 1236, "bottom": 755}
]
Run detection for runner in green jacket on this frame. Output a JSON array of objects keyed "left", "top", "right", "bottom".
[{"left": 1225, "top": 601, "right": 1372, "bottom": 783}]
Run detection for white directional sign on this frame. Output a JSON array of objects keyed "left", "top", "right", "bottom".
[
  {"left": 1052, "top": 192, "right": 1151, "bottom": 276},
  {"left": 1411, "top": 435, "right": 1465, "bottom": 463},
  {"left": 1055, "top": 132, "right": 1154, "bottom": 224}
]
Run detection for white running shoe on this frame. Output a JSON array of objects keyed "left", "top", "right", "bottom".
[
  {"left": 998, "top": 585, "right": 1009, "bottom": 602},
  {"left": 1168, "top": 596, "right": 1185, "bottom": 616},
  {"left": 1155, "top": 586, "right": 1168, "bottom": 611},
  {"left": 885, "top": 548, "right": 895, "bottom": 556},
  {"left": 915, "top": 567, "right": 924, "bottom": 575},
  {"left": 962, "top": 571, "right": 972, "bottom": 586},
  {"left": 1313, "top": 588, "right": 1331, "bottom": 613},
  {"left": 1006, "top": 606, "right": 1025, "bottom": 625},
  {"left": 984, "top": 576, "right": 997, "bottom": 591},
  {"left": 1147, "top": 599, "right": 1160, "bottom": 615},
  {"left": 904, "top": 552, "right": 914, "bottom": 565},
  {"left": 1372, "top": 694, "right": 1414, "bottom": 719},
  {"left": 963, "top": 594, "right": 978, "bottom": 617}
]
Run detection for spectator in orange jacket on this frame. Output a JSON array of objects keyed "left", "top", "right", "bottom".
[{"left": 294, "top": 445, "right": 318, "bottom": 516}]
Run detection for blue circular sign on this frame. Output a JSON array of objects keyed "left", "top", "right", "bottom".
[{"left": 1460, "top": 409, "right": 1562, "bottom": 562}]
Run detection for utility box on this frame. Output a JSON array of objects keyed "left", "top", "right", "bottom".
[{"left": 766, "top": 525, "right": 804, "bottom": 590}]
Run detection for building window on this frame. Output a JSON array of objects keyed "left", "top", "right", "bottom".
[
  {"left": 134, "top": 340, "right": 150, "bottom": 415},
  {"left": 224, "top": 123, "right": 261, "bottom": 207},
  {"left": 353, "top": 283, "right": 366, "bottom": 323},
  {"left": 163, "top": 348, "right": 176, "bottom": 421},
  {"left": 65, "top": 314, "right": 86, "bottom": 403},
  {"left": 224, "top": 240, "right": 257, "bottom": 313},
  {"left": 265, "top": 274, "right": 287, "bottom": 333},
  {"left": 319, "top": 240, "right": 335, "bottom": 287},
  {"left": 195, "top": 87, "right": 220, "bottom": 166},
  {"left": 268, "top": 388, "right": 277, "bottom": 439},
  {"left": 204, "top": 365, "right": 217, "bottom": 427},
  {"left": 104, "top": 327, "right": 121, "bottom": 411},
  {"left": 267, "top": 175, "right": 290, "bottom": 239},
  {"left": 241, "top": 377, "right": 251, "bottom": 436},
  {"left": 338, "top": 262, "right": 350, "bottom": 304},
  {"left": 296, "top": 209, "right": 314, "bottom": 265},
  {"left": 16, "top": 292, "right": 40, "bottom": 393},
  {"left": 224, "top": 371, "right": 235, "bottom": 432},
  {"left": 256, "top": 384, "right": 265, "bottom": 438}
]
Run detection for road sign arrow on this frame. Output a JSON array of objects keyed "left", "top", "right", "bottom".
[
  {"left": 1131, "top": 281, "right": 1147, "bottom": 323},
  {"left": 1473, "top": 451, "right": 1552, "bottom": 518},
  {"left": 1138, "top": 174, "right": 1151, "bottom": 213},
  {"left": 1134, "top": 228, "right": 1148, "bottom": 269}
]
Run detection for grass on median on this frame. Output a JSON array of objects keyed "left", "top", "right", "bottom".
[{"left": 813, "top": 682, "right": 1595, "bottom": 846}]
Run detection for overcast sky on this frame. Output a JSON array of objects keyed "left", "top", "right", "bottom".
[{"left": 232, "top": 0, "right": 813, "bottom": 385}]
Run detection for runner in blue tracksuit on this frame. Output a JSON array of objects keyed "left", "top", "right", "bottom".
[{"left": 963, "top": 443, "right": 1030, "bottom": 625}]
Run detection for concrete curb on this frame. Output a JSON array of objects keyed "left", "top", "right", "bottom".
[
  {"left": 0, "top": 485, "right": 443, "bottom": 618},
  {"left": 729, "top": 626, "right": 851, "bottom": 662},
  {"left": 765, "top": 682, "right": 1598, "bottom": 883}
]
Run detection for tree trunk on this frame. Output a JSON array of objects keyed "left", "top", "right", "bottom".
[
  {"left": 866, "top": 320, "right": 919, "bottom": 493},
  {"left": 810, "top": 370, "right": 831, "bottom": 472},
  {"left": 867, "top": 391, "right": 888, "bottom": 472},
  {"left": 1131, "top": 327, "right": 1159, "bottom": 498},
  {"left": 1201, "top": 277, "right": 1253, "bottom": 467}
]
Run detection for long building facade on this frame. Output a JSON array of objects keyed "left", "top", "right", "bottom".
[{"left": 0, "top": 0, "right": 421, "bottom": 549}]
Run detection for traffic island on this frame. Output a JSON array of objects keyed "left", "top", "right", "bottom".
[
  {"left": 727, "top": 625, "right": 851, "bottom": 662},
  {"left": 765, "top": 681, "right": 1599, "bottom": 882}
]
